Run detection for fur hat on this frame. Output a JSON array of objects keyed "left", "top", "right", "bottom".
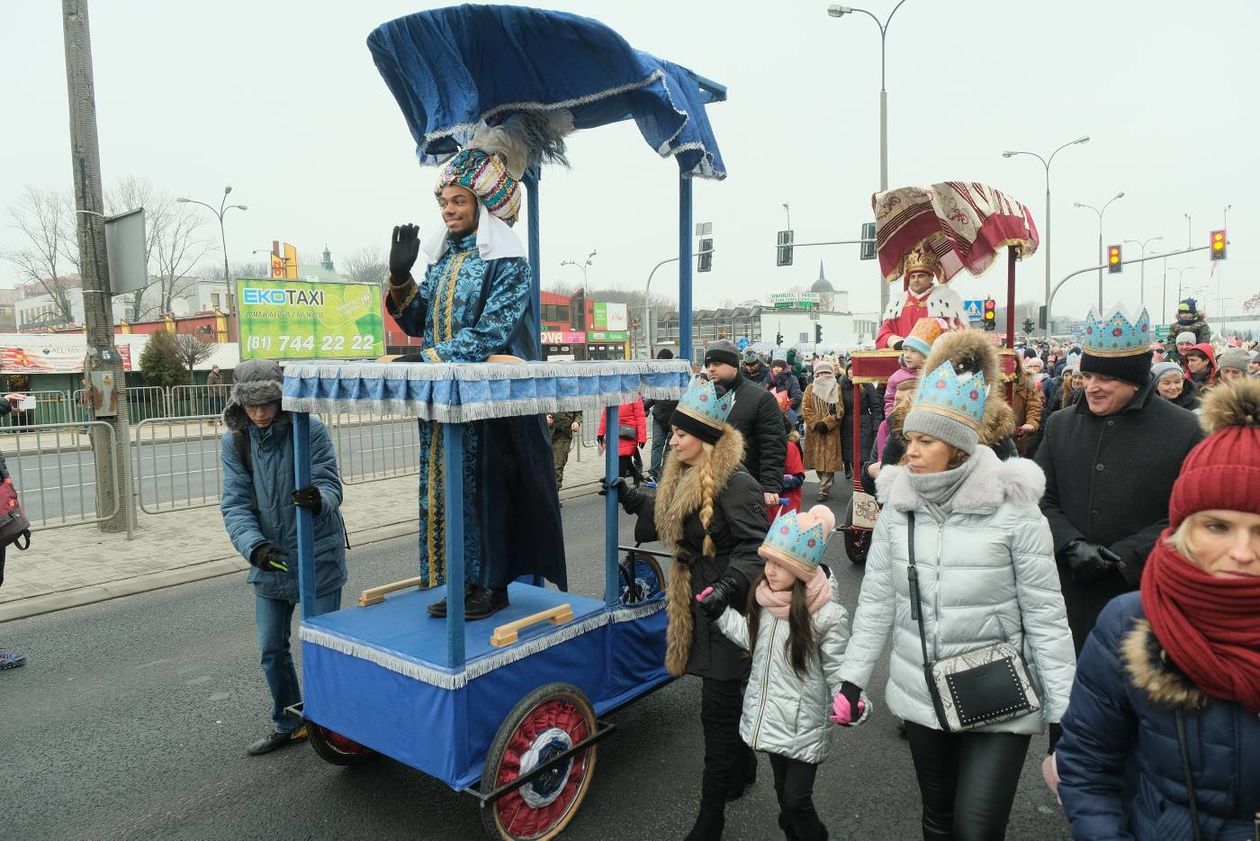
[
  {"left": 224, "top": 359, "right": 283, "bottom": 431},
  {"left": 1169, "top": 378, "right": 1260, "bottom": 528}
]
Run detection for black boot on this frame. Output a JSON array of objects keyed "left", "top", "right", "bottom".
[
  {"left": 682, "top": 803, "right": 724, "bottom": 841},
  {"left": 778, "top": 814, "right": 800, "bottom": 841},
  {"left": 726, "top": 744, "right": 758, "bottom": 800}
]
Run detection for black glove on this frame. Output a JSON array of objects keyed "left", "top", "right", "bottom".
[
  {"left": 892, "top": 340, "right": 905, "bottom": 351},
  {"left": 813, "top": 422, "right": 829, "bottom": 433},
  {"left": 249, "top": 543, "right": 289, "bottom": 573},
  {"left": 291, "top": 485, "right": 321, "bottom": 514},
  {"left": 389, "top": 224, "right": 420, "bottom": 283},
  {"left": 1061, "top": 539, "right": 1121, "bottom": 583},
  {"left": 1047, "top": 722, "right": 1063, "bottom": 755},
  {"left": 840, "top": 681, "right": 863, "bottom": 712},
  {"left": 599, "top": 475, "right": 644, "bottom": 512},
  {"left": 695, "top": 576, "right": 740, "bottom": 620}
]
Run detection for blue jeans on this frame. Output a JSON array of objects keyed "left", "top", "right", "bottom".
[
  {"left": 255, "top": 589, "right": 341, "bottom": 733},
  {"left": 650, "top": 415, "right": 669, "bottom": 478}
]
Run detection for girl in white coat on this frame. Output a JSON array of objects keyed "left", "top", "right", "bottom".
[
  {"left": 699, "top": 505, "right": 866, "bottom": 841},
  {"left": 832, "top": 347, "right": 1076, "bottom": 841}
]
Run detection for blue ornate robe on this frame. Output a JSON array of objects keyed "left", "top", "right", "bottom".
[{"left": 386, "top": 233, "right": 566, "bottom": 590}]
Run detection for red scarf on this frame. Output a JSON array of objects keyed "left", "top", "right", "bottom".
[{"left": 1141, "top": 531, "right": 1260, "bottom": 713}]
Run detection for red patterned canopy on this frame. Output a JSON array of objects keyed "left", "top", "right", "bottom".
[{"left": 873, "top": 182, "right": 1040, "bottom": 284}]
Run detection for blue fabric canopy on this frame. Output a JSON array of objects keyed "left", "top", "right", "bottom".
[{"left": 367, "top": 4, "right": 726, "bottom": 179}]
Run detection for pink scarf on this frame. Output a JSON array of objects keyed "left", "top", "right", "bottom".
[{"left": 755, "top": 566, "right": 831, "bottom": 618}]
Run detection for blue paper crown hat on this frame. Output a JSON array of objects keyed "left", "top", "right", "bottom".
[
  {"left": 1080, "top": 303, "right": 1154, "bottom": 386},
  {"left": 902, "top": 360, "right": 987, "bottom": 454},
  {"left": 670, "top": 376, "right": 735, "bottom": 444},
  {"left": 759, "top": 505, "right": 836, "bottom": 580}
]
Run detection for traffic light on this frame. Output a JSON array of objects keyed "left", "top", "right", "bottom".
[
  {"left": 1023, "top": 318, "right": 1035, "bottom": 334},
  {"left": 698, "top": 237, "right": 713, "bottom": 272},
  {"left": 814, "top": 323, "right": 822, "bottom": 344},
  {"left": 859, "top": 222, "right": 877, "bottom": 261},
  {"left": 1210, "top": 229, "right": 1227, "bottom": 261},
  {"left": 1107, "top": 244, "right": 1122, "bottom": 274},
  {"left": 983, "top": 298, "right": 996, "bottom": 331},
  {"left": 776, "top": 230, "right": 794, "bottom": 267},
  {"left": 775, "top": 331, "right": 783, "bottom": 347}
]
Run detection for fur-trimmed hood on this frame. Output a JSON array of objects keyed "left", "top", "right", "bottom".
[
  {"left": 921, "top": 328, "right": 1015, "bottom": 443},
  {"left": 223, "top": 359, "right": 284, "bottom": 432},
  {"left": 1122, "top": 618, "right": 1209, "bottom": 711},
  {"left": 876, "top": 445, "right": 1046, "bottom": 514}
]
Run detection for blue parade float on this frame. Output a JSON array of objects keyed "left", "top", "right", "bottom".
[{"left": 281, "top": 6, "right": 726, "bottom": 839}]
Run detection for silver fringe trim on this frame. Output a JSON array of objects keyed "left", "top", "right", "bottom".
[
  {"left": 299, "top": 612, "right": 611, "bottom": 690},
  {"left": 282, "top": 359, "right": 691, "bottom": 420},
  {"left": 608, "top": 599, "right": 666, "bottom": 624}
]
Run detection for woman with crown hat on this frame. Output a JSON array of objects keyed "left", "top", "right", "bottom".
[
  {"left": 384, "top": 113, "right": 571, "bottom": 620},
  {"left": 831, "top": 354, "right": 1076, "bottom": 840},
  {"left": 875, "top": 246, "right": 967, "bottom": 350},
  {"left": 605, "top": 376, "right": 769, "bottom": 841}
]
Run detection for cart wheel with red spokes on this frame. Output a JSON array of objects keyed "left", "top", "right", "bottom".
[
  {"left": 307, "top": 723, "right": 377, "bottom": 767},
  {"left": 480, "top": 682, "right": 598, "bottom": 841}
]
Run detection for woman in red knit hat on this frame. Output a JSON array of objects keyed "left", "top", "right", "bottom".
[{"left": 1053, "top": 378, "right": 1260, "bottom": 840}]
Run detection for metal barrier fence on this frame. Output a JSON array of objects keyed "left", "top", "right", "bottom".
[
  {"left": 2, "top": 421, "right": 120, "bottom": 529},
  {"left": 327, "top": 412, "right": 419, "bottom": 484},
  {"left": 133, "top": 416, "right": 226, "bottom": 514},
  {"left": 72, "top": 385, "right": 170, "bottom": 423},
  {"left": 0, "top": 390, "right": 76, "bottom": 428},
  {"left": 169, "top": 384, "right": 232, "bottom": 418}
]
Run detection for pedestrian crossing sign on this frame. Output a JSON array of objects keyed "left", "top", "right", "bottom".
[{"left": 963, "top": 299, "right": 985, "bottom": 320}]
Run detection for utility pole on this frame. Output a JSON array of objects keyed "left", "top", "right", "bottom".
[{"left": 63, "top": 0, "right": 134, "bottom": 534}]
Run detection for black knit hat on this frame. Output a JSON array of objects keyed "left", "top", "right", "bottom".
[{"left": 704, "top": 339, "right": 739, "bottom": 369}]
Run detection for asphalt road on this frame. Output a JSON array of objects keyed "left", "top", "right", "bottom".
[
  {"left": 1, "top": 484, "right": 1070, "bottom": 841},
  {"left": 6, "top": 421, "right": 418, "bottom": 523}
]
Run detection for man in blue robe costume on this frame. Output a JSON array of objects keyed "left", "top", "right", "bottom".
[{"left": 385, "top": 141, "right": 566, "bottom": 619}]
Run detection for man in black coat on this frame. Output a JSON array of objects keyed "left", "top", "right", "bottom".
[
  {"left": 1036, "top": 307, "right": 1202, "bottom": 652},
  {"left": 705, "top": 340, "right": 787, "bottom": 511}
]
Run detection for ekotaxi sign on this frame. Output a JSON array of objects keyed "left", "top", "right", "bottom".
[{"left": 236, "top": 279, "right": 385, "bottom": 360}]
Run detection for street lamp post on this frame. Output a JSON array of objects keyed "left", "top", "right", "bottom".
[
  {"left": 560, "top": 250, "right": 596, "bottom": 297},
  {"left": 177, "top": 187, "right": 247, "bottom": 315},
  {"left": 1073, "top": 192, "right": 1124, "bottom": 312},
  {"left": 1122, "top": 235, "right": 1163, "bottom": 313},
  {"left": 1002, "top": 136, "right": 1090, "bottom": 336},
  {"left": 828, "top": 0, "right": 910, "bottom": 316},
  {"left": 1168, "top": 267, "right": 1196, "bottom": 310}
]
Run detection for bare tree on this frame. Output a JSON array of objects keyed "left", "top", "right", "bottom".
[
  {"left": 171, "top": 332, "right": 215, "bottom": 375},
  {"left": 228, "top": 261, "right": 272, "bottom": 282},
  {"left": 1244, "top": 290, "right": 1260, "bottom": 312},
  {"left": 2, "top": 185, "right": 79, "bottom": 323},
  {"left": 343, "top": 246, "right": 390, "bottom": 287},
  {"left": 151, "top": 202, "right": 213, "bottom": 315}
]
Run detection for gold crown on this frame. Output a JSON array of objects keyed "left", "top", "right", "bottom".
[{"left": 904, "top": 246, "right": 941, "bottom": 278}]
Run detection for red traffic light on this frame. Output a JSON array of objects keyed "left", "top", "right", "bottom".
[
  {"left": 1210, "top": 229, "right": 1227, "bottom": 260},
  {"left": 1107, "top": 245, "right": 1122, "bottom": 274}
]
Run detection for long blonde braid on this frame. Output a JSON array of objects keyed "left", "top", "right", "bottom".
[{"left": 697, "top": 444, "right": 717, "bottom": 557}]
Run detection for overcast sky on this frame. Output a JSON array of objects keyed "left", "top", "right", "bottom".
[{"left": 1, "top": 0, "right": 1253, "bottom": 323}]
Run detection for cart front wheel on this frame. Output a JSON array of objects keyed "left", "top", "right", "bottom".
[
  {"left": 618, "top": 552, "right": 664, "bottom": 604},
  {"left": 481, "top": 683, "right": 597, "bottom": 841},
  {"left": 308, "top": 723, "right": 377, "bottom": 767}
]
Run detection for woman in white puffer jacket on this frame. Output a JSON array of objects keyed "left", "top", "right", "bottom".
[{"left": 835, "top": 336, "right": 1076, "bottom": 841}]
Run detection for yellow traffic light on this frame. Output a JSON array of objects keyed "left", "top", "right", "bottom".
[
  {"left": 1107, "top": 245, "right": 1122, "bottom": 274},
  {"left": 1210, "top": 229, "right": 1227, "bottom": 261}
]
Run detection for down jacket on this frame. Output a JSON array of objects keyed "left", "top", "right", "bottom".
[
  {"left": 715, "top": 573, "right": 853, "bottom": 764},
  {"left": 597, "top": 398, "right": 647, "bottom": 457},
  {"left": 1056, "top": 593, "right": 1260, "bottom": 840},
  {"left": 838, "top": 447, "right": 1077, "bottom": 735},
  {"left": 220, "top": 410, "right": 347, "bottom": 601}
]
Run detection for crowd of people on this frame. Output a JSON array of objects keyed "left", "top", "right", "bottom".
[{"left": 597, "top": 289, "right": 1258, "bottom": 840}]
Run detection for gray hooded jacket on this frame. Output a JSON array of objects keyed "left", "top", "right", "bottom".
[{"left": 219, "top": 360, "right": 346, "bottom": 601}]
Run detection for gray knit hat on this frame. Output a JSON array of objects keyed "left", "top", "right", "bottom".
[
  {"left": 703, "top": 339, "right": 740, "bottom": 368},
  {"left": 1151, "top": 361, "right": 1184, "bottom": 382},
  {"left": 1218, "top": 348, "right": 1249, "bottom": 374},
  {"left": 1175, "top": 331, "right": 1197, "bottom": 345}
]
